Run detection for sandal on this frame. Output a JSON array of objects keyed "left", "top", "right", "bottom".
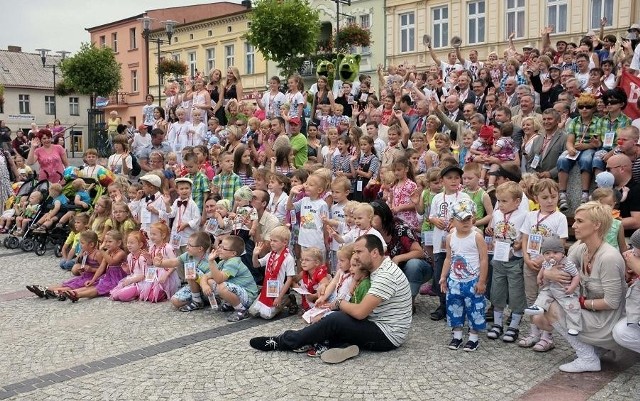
[
  {"left": 44, "top": 289, "right": 58, "bottom": 299},
  {"left": 57, "top": 293, "right": 67, "bottom": 301},
  {"left": 179, "top": 301, "right": 204, "bottom": 312},
  {"left": 26, "top": 285, "right": 46, "bottom": 298},
  {"left": 532, "top": 337, "right": 555, "bottom": 352},
  {"left": 518, "top": 334, "right": 540, "bottom": 348},
  {"left": 502, "top": 327, "right": 520, "bottom": 343},
  {"left": 64, "top": 290, "right": 79, "bottom": 303},
  {"left": 487, "top": 324, "right": 503, "bottom": 340}
]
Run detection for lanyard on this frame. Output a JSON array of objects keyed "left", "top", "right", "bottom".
[
  {"left": 535, "top": 211, "right": 554, "bottom": 231},
  {"left": 577, "top": 120, "right": 592, "bottom": 143},
  {"left": 501, "top": 211, "right": 513, "bottom": 238}
]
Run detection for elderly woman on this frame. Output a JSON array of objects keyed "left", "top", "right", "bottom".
[
  {"left": 26, "top": 129, "right": 69, "bottom": 183},
  {"left": 532, "top": 202, "right": 626, "bottom": 373},
  {"left": 107, "top": 135, "right": 133, "bottom": 176},
  {"left": 370, "top": 200, "right": 432, "bottom": 309}
]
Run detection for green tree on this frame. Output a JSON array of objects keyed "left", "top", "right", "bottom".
[
  {"left": 246, "top": 0, "right": 320, "bottom": 77},
  {"left": 59, "top": 42, "right": 122, "bottom": 104}
]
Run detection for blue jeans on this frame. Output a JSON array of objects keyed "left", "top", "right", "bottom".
[
  {"left": 433, "top": 252, "right": 447, "bottom": 307},
  {"left": 59, "top": 259, "right": 75, "bottom": 271},
  {"left": 399, "top": 258, "right": 433, "bottom": 297},
  {"left": 557, "top": 148, "right": 595, "bottom": 173}
]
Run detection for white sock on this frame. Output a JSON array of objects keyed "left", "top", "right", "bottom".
[
  {"left": 234, "top": 303, "right": 245, "bottom": 311},
  {"left": 469, "top": 333, "right": 479, "bottom": 342},
  {"left": 530, "top": 324, "right": 541, "bottom": 337},
  {"left": 453, "top": 330, "right": 463, "bottom": 340},
  {"left": 192, "top": 292, "right": 202, "bottom": 303},
  {"left": 510, "top": 313, "right": 523, "bottom": 328},
  {"left": 494, "top": 309, "right": 504, "bottom": 326},
  {"left": 541, "top": 330, "right": 553, "bottom": 341}
]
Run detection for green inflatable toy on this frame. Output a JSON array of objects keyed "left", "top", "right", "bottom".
[{"left": 337, "top": 53, "right": 361, "bottom": 84}]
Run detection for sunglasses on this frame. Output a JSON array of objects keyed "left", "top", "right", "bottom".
[
  {"left": 577, "top": 105, "right": 595, "bottom": 110},
  {"left": 605, "top": 100, "right": 621, "bottom": 105}
]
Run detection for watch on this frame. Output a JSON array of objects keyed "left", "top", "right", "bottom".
[{"left": 334, "top": 299, "right": 342, "bottom": 311}]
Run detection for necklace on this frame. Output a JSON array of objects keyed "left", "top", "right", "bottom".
[{"left": 582, "top": 242, "right": 602, "bottom": 275}]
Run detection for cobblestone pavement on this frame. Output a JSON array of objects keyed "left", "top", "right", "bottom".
[{"left": 1, "top": 248, "right": 639, "bottom": 400}]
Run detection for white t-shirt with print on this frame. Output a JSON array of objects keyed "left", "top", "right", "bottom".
[
  {"left": 293, "top": 197, "right": 329, "bottom": 250},
  {"left": 429, "top": 191, "right": 472, "bottom": 253}
]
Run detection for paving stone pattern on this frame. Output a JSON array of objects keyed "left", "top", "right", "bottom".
[{"left": 1, "top": 248, "right": 639, "bottom": 400}]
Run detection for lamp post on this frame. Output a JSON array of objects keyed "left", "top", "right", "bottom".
[
  {"left": 35, "top": 49, "right": 69, "bottom": 120},
  {"left": 140, "top": 17, "right": 177, "bottom": 108},
  {"left": 333, "top": 0, "right": 351, "bottom": 50}
]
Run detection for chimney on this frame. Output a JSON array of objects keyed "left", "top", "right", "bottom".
[
  {"left": 7, "top": 46, "right": 22, "bottom": 52},
  {"left": 241, "top": 0, "right": 252, "bottom": 9}
]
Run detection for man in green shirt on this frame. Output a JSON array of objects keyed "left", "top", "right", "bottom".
[{"left": 289, "top": 117, "right": 308, "bottom": 168}]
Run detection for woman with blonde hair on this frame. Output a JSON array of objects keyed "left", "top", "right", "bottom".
[
  {"left": 532, "top": 202, "right": 626, "bottom": 373},
  {"left": 223, "top": 66, "right": 243, "bottom": 110},
  {"left": 520, "top": 116, "right": 542, "bottom": 171},
  {"left": 208, "top": 68, "right": 226, "bottom": 125}
]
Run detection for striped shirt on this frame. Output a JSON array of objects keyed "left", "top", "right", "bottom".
[{"left": 367, "top": 257, "right": 412, "bottom": 347}]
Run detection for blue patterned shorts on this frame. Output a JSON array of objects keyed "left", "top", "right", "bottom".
[{"left": 446, "top": 277, "right": 486, "bottom": 332}]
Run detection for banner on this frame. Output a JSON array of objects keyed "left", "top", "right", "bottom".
[{"left": 620, "top": 70, "right": 640, "bottom": 120}]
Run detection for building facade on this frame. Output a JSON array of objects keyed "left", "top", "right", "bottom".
[
  {"left": 0, "top": 47, "right": 90, "bottom": 153},
  {"left": 86, "top": 2, "right": 248, "bottom": 124},
  {"left": 148, "top": 7, "right": 267, "bottom": 105},
  {"left": 386, "top": 0, "right": 640, "bottom": 69}
]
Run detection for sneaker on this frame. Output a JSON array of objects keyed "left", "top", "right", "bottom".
[
  {"left": 227, "top": 309, "right": 250, "bottom": 322},
  {"left": 287, "top": 294, "right": 299, "bottom": 315},
  {"left": 581, "top": 192, "right": 589, "bottom": 203},
  {"left": 307, "top": 343, "right": 329, "bottom": 357},
  {"left": 559, "top": 193, "right": 569, "bottom": 212},
  {"left": 219, "top": 302, "right": 234, "bottom": 312},
  {"left": 559, "top": 357, "right": 601, "bottom": 373},
  {"left": 524, "top": 305, "right": 545, "bottom": 315},
  {"left": 430, "top": 306, "right": 446, "bottom": 321},
  {"left": 320, "top": 345, "right": 360, "bottom": 364},
  {"left": 448, "top": 338, "right": 463, "bottom": 350},
  {"left": 463, "top": 340, "right": 480, "bottom": 352},
  {"left": 249, "top": 336, "right": 279, "bottom": 351},
  {"left": 568, "top": 329, "right": 580, "bottom": 336},
  {"left": 292, "top": 344, "right": 313, "bottom": 353}
]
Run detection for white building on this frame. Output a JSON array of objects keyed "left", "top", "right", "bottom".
[{"left": 0, "top": 46, "right": 90, "bottom": 154}]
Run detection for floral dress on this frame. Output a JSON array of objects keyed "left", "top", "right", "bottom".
[{"left": 392, "top": 179, "right": 419, "bottom": 229}]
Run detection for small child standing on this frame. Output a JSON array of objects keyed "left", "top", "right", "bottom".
[
  {"left": 390, "top": 156, "right": 419, "bottom": 230},
  {"left": 287, "top": 174, "right": 330, "bottom": 253},
  {"left": 126, "top": 183, "right": 143, "bottom": 223},
  {"left": 440, "top": 199, "right": 488, "bottom": 351},
  {"left": 162, "top": 177, "right": 201, "bottom": 252},
  {"left": 428, "top": 165, "right": 472, "bottom": 321},
  {"left": 182, "top": 152, "right": 210, "bottom": 216},
  {"left": 524, "top": 236, "right": 581, "bottom": 336},
  {"left": 212, "top": 152, "right": 242, "bottom": 207},
  {"left": 417, "top": 168, "right": 442, "bottom": 292},
  {"left": 138, "top": 174, "right": 166, "bottom": 235},
  {"left": 330, "top": 203, "right": 386, "bottom": 249},
  {"left": 459, "top": 130, "right": 475, "bottom": 168},
  {"left": 267, "top": 172, "right": 290, "bottom": 224},
  {"left": 249, "top": 227, "right": 297, "bottom": 319},
  {"left": 488, "top": 123, "right": 517, "bottom": 189},
  {"left": 322, "top": 176, "right": 350, "bottom": 273},
  {"left": 488, "top": 181, "right": 528, "bottom": 343},
  {"left": 462, "top": 163, "right": 493, "bottom": 231},
  {"left": 591, "top": 188, "right": 627, "bottom": 251},
  {"left": 80, "top": 149, "right": 106, "bottom": 179}
]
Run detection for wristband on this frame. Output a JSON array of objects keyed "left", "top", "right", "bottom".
[{"left": 579, "top": 295, "right": 586, "bottom": 309}]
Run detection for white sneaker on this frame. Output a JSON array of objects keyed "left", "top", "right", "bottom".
[
  {"left": 559, "top": 357, "right": 601, "bottom": 373},
  {"left": 568, "top": 329, "right": 580, "bottom": 336},
  {"left": 524, "top": 305, "right": 545, "bottom": 315},
  {"left": 320, "top": 345, "right": 360, "bottom": 364}
]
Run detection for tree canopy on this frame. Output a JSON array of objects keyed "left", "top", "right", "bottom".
[
  {"left": 245, "top": 0, "right": 321, "bottom": 77},
  {"left": 59, "top": 43, "right": 122, "bottom": 99}
]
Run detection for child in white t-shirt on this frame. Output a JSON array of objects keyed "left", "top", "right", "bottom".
[{"left": 287, "top": 174, "right": 330, "bottom": 251}]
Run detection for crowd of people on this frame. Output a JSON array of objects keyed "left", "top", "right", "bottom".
[{"left": 2, "top": 21, "right": 640, "bottom": 366}]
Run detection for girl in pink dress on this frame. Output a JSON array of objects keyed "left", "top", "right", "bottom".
[
  {"left": 390, "top": 156, "right": 419, "bottom": 230},
  {"left": 62, "top": 230, "right": 127, "bottom": 302},
  {"left": 139, "top": 222, "right": 180, "bottom": 302},
  {"left": 110, "top": 231, "right": 148, "bottom": 302}
]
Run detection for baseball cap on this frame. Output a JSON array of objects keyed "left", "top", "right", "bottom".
[
  {"left": 487, "top": 165, "right": 521, "bottom": 182},
  {"left": 440, "top": 165, "right": 463, "bottom": 178},
  {"left": 523, "top": 44, "right": 534, "bottom": 50},
  {"left": 452, "top": 199, "right": 476, "bottom": 221},
  {"left": 289, "top": 117, "right": 301, "bottom": 126},
  {"left": 140, "top": 174, "right": 162, "bottom": 188},
  {"left": 541, "top": 236, "right": 565, "bottom": 254},
  {"left": 595, "top": 171, "right": 614, "bottom": 188}
]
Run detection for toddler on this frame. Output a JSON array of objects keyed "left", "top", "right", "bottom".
[
  {"left": 14, "top": 191, "right": 41, "bottom": 235},
  {"left": 468, "top": 125, "right": 493, "bottom": 186},
  {"left": 488, "top": 123, "right": 517, "bottom": 189},
  {"left": 0, "top": 195, "right": 26, "bottom": 233}
]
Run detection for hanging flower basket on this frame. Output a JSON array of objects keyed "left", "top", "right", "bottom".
[
  {"left": 335, "top": 23, "right": 371, "bottom": 48},
  {"left": 157, "top": 59, "right": 188, "bottom": 76}
]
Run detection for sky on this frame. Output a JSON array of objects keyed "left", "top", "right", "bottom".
[{"left": 1, "top": 0, "right": 241, "bottom": 54}]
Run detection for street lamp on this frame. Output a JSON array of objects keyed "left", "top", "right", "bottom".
[
  {"left": 333, "top": 0, "right": 351, "bottom": 50},
  {"left": 35, "top": 48, "right": 69, "bottom": 120},
  {"left": 140, "top": 17, "right": 177, "bottom": 108}
]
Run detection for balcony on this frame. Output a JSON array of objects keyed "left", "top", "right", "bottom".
[{"left": 108, "top": 91, "right": 130, "bottom": 106}]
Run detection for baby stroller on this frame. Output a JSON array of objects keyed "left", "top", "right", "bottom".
[{"left": 3, "top": 179, "right": 50, "bottom": 251}]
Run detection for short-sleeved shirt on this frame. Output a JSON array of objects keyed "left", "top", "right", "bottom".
[
  {"left": 178, "top": 252, "right": 210, "bottom": 276},
  {"left": 352, "top": 277, "right": 371, "bottom": 304},
  {"left": 212, "top": 172, "right": 242, "bottom": 206},
  {"left": 491, "top": 208, "right": 528, "bottom": 258},
  {"left": 520, "top": 210, "right": 569, "bottom": 255},
  {"left": 292, "top": 197, "right": 329, "bottom": 250},
  {"left": 217, "top": 256, "right": 259, "bottom": 299},
  {"left": 367, "top": 258, "right": 412, "bottom": 347},
  {"left": 75, "top": 190, "right": 91, "bottom": 205},
  {"left": 35, "top": 145, "right": 66, "bottom": 183},
  {"left": 258, "top": 251, "right": 296, "bottom": 283},
  {"left": 64, "top": 231, "right": 82, "bottom": 256},
  {"left": 186, "top": 171, "right": 210, "bottom": 211},
  {"left": 565, "top": 116, "right": 605, "bottom": 143},
  {"left": 290, "top": 133, "right": 308, "bottom": 168}
]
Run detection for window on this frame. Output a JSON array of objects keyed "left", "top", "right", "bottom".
[
  {"left": 346, "top": 16, "right": 356, "bottom": 25},
  {"left": 131, "top": 70, "right": 138, "bottom": 92},
  {"left": 206, "top": 48, "right": 216, "bottom": 72},
  {"left": 19, "top": 95, "right": 30, "bottom": 114},
  {"left": 227, "top": 26, "right": 232, "bottom": 33},
  {"left": 99, "top": 35, "right": 106, "bottom": 48},
  {"left": 208, "top": 30, "right": 213, "bottom": 37},
  {"left": 245, "top": 42, "right": 255, "bottom": 75},
  {"left": 468, "top": 1, "right": 485, "bottom": 44},
  {"left": 69, "top": 97, "right": 79, "bottom": 116},
  {"left": 129, "top": 28, "right": 137, "bottom": 49},
  {"left": 360, "top": 14, "right": 371, "bottom": 53},
  {"left": 186, "top": 52, "right": 196, "bottom": 77},
  {"left": 172, "top": 54, "right": 180, "bottom": 61},
  {"left": 225, "top": 44, "right": 235, "bottom": 69},
  {"left": 546, "top": 0, "right": 568, "bottom": 33},
  {"left": 45, "top": 96, "right": 55, "bottom": 115},
  {"left": 432, "top": 6, "right": 449, "bottom": 49},
  {"left": 399, "top": 12, "right": 415, "bottom": 53},
  {"left": 506, "top": 0, "right": 526, "bottom": 39},
  {"left": 591, "top": 0, "right": 613, "bottom": 29},
  {"left": 189, "top": 34, "right": 194, "bottom": 40},
  {"left": 111, "top": 32, "right": 118, "bottom": 52}
]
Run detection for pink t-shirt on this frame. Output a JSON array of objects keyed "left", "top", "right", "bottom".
[{"left": 35, "top": 145, "right": 65, "bottom": 183}]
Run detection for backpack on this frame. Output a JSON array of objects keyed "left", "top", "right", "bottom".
[{"left": 130, "top": 153, "right": 141, "bottom": 177}]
